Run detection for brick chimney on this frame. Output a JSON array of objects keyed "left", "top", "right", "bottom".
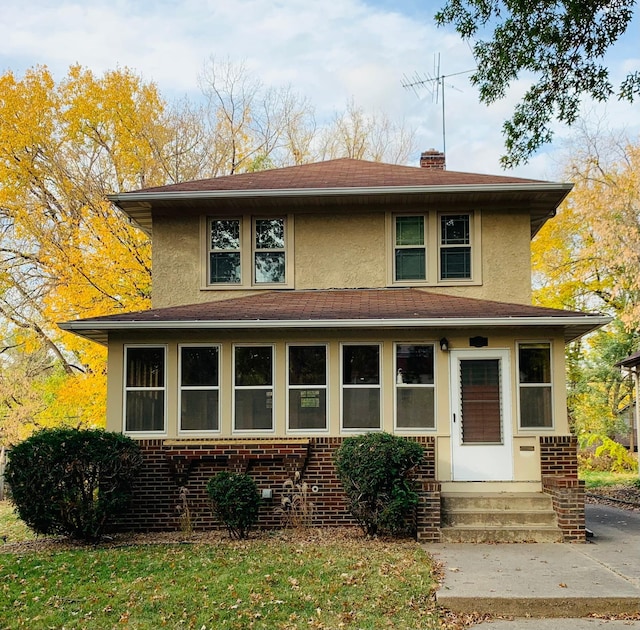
[{"left": 420, "top": 149, "right": 446, "bottom": 170}]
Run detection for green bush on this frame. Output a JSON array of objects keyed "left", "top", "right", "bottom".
[
  {"left": 5, "top": 427, "right": 142, "bottom": 542},
  {"left": 206, "top": 471, "right": 261, "bottom": 539},
  {"left": 578, "top": 433, "right": 638, "bottom": 473},
  {"left": 334, "top": 432, "right": 424, "bottom": 537}
]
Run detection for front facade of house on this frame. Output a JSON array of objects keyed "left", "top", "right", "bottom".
[{"left": 61, "top": 155, "right": 609, "bottom": 541}]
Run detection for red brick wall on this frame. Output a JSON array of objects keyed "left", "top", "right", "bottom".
[
  {"left": 540, "top": 436, "right": 586, "bottom": 542},
  {"left": 114, "top": 436, "right": 441, "bottom": 541}
]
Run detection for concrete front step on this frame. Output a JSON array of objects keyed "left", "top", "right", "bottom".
[
  {"left": 440, "top": 524, "right": 564, "bottom": 543},
  {"left": 440, "top": 492, "right": 564, "bottom": 543}
]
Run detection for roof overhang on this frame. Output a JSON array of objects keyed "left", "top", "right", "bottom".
[
  {"left": 109, "top": 182, "right": 572, "bottom": 238},
  {"left": 59, "top": 313, "right": 611, "bottom": 346}
]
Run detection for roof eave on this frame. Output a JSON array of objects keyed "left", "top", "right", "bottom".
[{"left": 59, "top": 313, "right": 610, "bottom": 346}]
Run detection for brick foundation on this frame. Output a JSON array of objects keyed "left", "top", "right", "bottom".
[
  {"left": 540, "top": 435, "right": 586, "bottom": 542},
  {"left": 115, "top": 436, "right": 441, "bottom": 542}
]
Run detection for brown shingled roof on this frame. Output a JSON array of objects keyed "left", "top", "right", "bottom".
[
  {"left": 59, "top": 289, "right": 609, "bottom": 344},
  {"left": 130, "top": 158, "right": 548, "bottom": 194}
]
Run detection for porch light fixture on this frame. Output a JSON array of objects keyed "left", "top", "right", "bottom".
[{"left": 439, "top": 337, "right": 449, "bottom": 352}]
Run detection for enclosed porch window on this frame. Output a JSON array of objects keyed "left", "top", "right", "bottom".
[
  {"left": 234, "top": 345, "right": 274, "bottom": 431},
  {"left": 124, "top": 346, "right": 166, "bottom": 433},
  {"left": 341, "top": 344, "right": 381, "bottom": 431}
]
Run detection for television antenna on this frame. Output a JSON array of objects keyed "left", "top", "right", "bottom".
[{"left": 402, "top": 54, "right": 474, "bottom": 158}]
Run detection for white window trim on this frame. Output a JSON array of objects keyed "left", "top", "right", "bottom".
[
  {"left": 232, "top": 343, "right": 276, "bottom": 434},
  {"left": 340, "top": 342, "right": 383, "bottom": 433},
  {"left": 516, "top": 340, "right": 555, "bottom": 431},
  {"left": 178, "top": 344, "right": 221, "bottom": 436},
  {"left": 393, "top": 342, "right": 437, "bottom": 433},
  {"left": 286, "top": 343, "right": 330, "bottom": 434},
  {"left": 123, "top": 344, "right": 168, "bottom": 437},
  {"left": 438, "top": 212, "right": 473, "bottom": 283},
  {"left": 202, "top": 215, "right": 294, "bottom": 290}
]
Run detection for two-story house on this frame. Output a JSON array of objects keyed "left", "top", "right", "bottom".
[{"left": 60, "top": 153, "right": 609, "bottom": 541}]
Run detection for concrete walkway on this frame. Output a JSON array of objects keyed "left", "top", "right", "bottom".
[{"left": 428, "top": 503, "right": 640, "bottom": 627}]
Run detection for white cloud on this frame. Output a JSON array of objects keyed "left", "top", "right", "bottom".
[{"left": 1, "top": 0, "right": 638, "bottom": 179}]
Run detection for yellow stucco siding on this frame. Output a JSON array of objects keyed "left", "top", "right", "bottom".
[
  {"left": 107, "top": 328, "right": 567, "bottom": 482},
  {"left": 150, "top": 207, "right": 534, "bottom": 307}
]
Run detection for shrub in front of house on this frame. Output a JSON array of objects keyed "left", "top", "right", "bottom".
[
  {"left": 206, "top": 471, "right": 261, "bottom": 539},
  {"left": 334, "top": 432, "right": 424, "bottom": 537},
  {"left": 5, "top": 427, "right": 142, "bottom": 543}
]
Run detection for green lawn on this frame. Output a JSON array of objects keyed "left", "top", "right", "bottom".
[
  {"left": 0, "top": 502, "right": 440, "bottom": 630},
  {"left": 578, "top": 470, "right": 639, "bottom": 488}
]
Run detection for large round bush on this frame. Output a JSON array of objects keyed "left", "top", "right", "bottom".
[
  {"left": 334, "top": 432, "right": 424, "bottom": 537},
  {"left": 5, "top": 427, "right": 142, "bottom": 542},
  {"left": 207, "top": 471, "right": 261, "bottom": 539}
]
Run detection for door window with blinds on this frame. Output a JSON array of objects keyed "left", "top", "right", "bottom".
[
  {"left": 459, "top": 358, "right": 503, "bottom": 444},
  {"left": 124, "top": 346, "right": 166, "bottom": 433}
]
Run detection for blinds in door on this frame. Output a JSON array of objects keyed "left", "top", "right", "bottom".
[{"left": 459, "top": 358, "right": 503, "bottom": 444}]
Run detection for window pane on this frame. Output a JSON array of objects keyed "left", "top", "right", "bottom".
[
  {"left": 181, "top": 347, "right": 219, "bottom": 386},
  {"left": 343, "top": 389, "right": 380, "bottom": 429},
  {"left": 255, "top": 252, "right": 285, "bottom": 283},
  {"left": 289, "top": 389, "right": 327, "bottom": 430},
  {"left": 396, "top": 249, "right": 425, "bottom": 280},
  {"left": 235, "top": 390, "right": 273, "bottom": 430},
  {"left": 343, "top": 346, "right": 379, "bottom": 384},
  {"left": 126, "top": 347, "right": 164, "bottom": 388},
  {"left": 396, "top": 216, "right": 424, "bottom": 246},
  {"left": 235, "top": 347, "right": 272, "bottom": 386},
  {"left": 210, "top": 252, "right": 240, "bottom": 283},
  {"left": 397, "top": 388, "right": 435, "bottom": 428},
  {"left": 181, "top": 390, "right": 219, "bottom": 431},
  {"left": 211, "top": 219, "right": 240, "bottom": 250},
  {"left": 396, "top": 345, "right": 434, "bottom": 384},
  {"left": 289, "top": 346, "right": 326, "bottom": 385},
  {"left": 520, "top": 387, "right": 552, "bottom": 428},
  {"left": 441, "top": 215, "right": 469, "bottom": 244},
  {"left": 255, "top": 218, "right": 284, "bottom": 249},
  {"left": 441, "top": 247, "right": 471, "bottom": 279},
  {"left": 126, "top": 391, "right": 164, "bottom": 432},
  {"left": 519, "top": 344, "right": 551, "bottom": 383}
]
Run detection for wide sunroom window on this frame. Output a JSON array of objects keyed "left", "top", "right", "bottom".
[
  {"left": 342, "top": 344, "right": 381, "bottom": 430},
  {"left": 180, "top": 345, "right": 220, "bottom": 432},
  {"left": 518, "top": 342, "right": 553, "bottom": 428},
  {"left": 234, "top": 345, "right": 274, "bottom": 431},
  {"left": 395, "top": 344, "right": 435, "bottom": 429},
  {"left": 124, "top": 346, "right": 166, "bottom": 433},
  {"left": 288, "top": 345, "right": 327, "bottom": 431}
]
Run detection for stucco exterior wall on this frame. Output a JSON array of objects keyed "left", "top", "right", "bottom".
[{"left": 150, "top": 207, "right": 533, "bottom": 308}]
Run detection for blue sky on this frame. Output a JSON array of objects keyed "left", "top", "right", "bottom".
[{"left": 1, "top": 0, "right": 638, "bottom": 179}]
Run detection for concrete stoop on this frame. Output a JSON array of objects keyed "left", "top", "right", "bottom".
[{"left": 440, "top": 492, "right": 564, "bottom": 543}]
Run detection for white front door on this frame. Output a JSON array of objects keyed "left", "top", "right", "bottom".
[{"left": 450, "top": 349, "right": 513, "bottom": 481}]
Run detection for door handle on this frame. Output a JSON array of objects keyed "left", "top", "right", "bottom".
[{"left": 453, "top": 413, "right": 456, "bottom": 423}]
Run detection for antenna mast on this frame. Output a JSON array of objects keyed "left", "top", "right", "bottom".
[{"left": 402, "top": 55, "right": 474, "bottom": 159}]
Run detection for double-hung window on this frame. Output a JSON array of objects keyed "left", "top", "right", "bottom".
[
  {"left": 209, "top": 219, "right": 241, "bottom": 284},
  {"left": 179, "top": 345, "right": 220, "bottom": 432},
  {"left": 341, "top": 344, "right": 381, "bottom": 430},
  {"left": 518, "top": 342, "right": 553, "bottom": 428},
  {"left": 124, "top": 346, "right": 166, "bottom": 433},
  {"left": 254, "top": 218, "right": 286, "bottom": 284},
  {"left": 288, "top": 345, "right": 328, "bottom": 431},
  {"left": 395, "top": 216, "right": 426, "bottom": 281},
  {"left": 439, "top": 213, "right": 472, "bottom": 280},
  {"left": 395, "top": 344, "right": 435, "bottom": 429},
  {"left": 234, "top": 345, "right": 274, "bottom": 431}
]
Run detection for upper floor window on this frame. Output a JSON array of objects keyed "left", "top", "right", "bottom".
[
  {"left": 440, "top": 214, "right": 471, "bottom": 280},
  {"left": 207, "top": 216, "right": 290, "bottom": 287},
  {"left": 394, "top": 216, "right": 426, "bottom": 281},
  {"left": 209, "top": 219, "right": 241, "bottom": 284},
  {"left": 518, "top": 342, "right": 553, "bottom": 429},
  {"left": 124, "top": 346, "right": 166, "bottom": 433}
]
